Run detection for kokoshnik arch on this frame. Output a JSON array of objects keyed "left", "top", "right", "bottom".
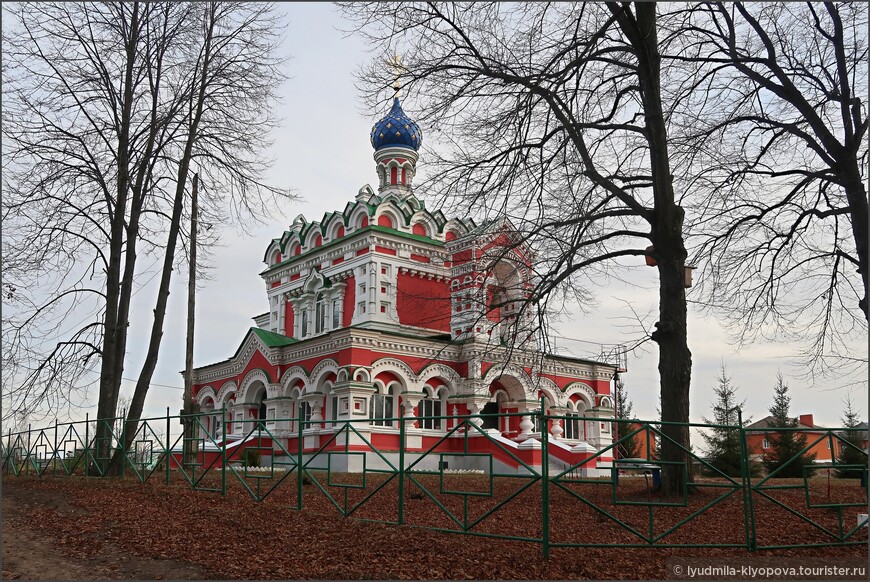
[{"left": 188, "top": 96, "right": 626, "bottom": 475}]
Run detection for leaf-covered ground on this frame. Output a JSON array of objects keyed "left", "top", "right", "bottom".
[{"left": 2, "top": 473, "right": 866, "bottom": 579}]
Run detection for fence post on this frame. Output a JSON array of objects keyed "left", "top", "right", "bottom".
[
  {"left": 398, "top": 414, "right": 405, "bottom": 526},
  {"left": 297, "top": 404, "right": 304, "bottom": 510},
  {"left": 54, "top": 419, "right": 58, "bottom": 477},
  {"left": 165, "top": 407, "right": 171, "bottom": 486},
  {"left": 26, "top": 423, "right": 32, "bottom": 477},
  {"left": 540, "top": 397, "right": 550, "bottom": 559},
  {"left": 738, "top": 409, "right": 757, "bottom": 551},
  {"left": 85, "top": 414, "right": 90, "bottom": 477},
  {"left": 120, "top": 408, "right": 126, "bottom": 478},
  {"left": 221, "top": 408, "right": 227, "bottom": 496}
]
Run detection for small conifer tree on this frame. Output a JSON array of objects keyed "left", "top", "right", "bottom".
[
  {"left": 701, "top": 363, "right": 754, "bottom": 477},
  {"left": 762, "top": 373, "right": 816, "bottom": 477},
  {"left": 835, "top": 395, "right": 868, "bottom": 479},
  {"left": 614, "top": 377, "right": 641, "bottom": 459}
]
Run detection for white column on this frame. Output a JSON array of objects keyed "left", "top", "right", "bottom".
[
  {"left": 310, "top": 399, "right": 323, "bottom": 423},
  {"left": 550, "top": 418, "right": 564, "bottom": 440},
  {"left": 517, "top": 414, "right": 534, "bottom": 441}
]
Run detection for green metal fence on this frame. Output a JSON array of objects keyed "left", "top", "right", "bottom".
[{"left": 3, "top": 405, "right": 867, "bottom": 555}]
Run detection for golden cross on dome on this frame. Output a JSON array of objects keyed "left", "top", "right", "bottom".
[{"left": 387, "top": 52, "right": 405, "bottom": 98}]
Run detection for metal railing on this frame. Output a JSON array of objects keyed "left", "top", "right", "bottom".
[{"left": 2, "top": 404, "right": 867, "bottom": 556}]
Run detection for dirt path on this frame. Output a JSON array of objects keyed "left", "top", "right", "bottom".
[{"left": 2, "top": 480, "right": 207, "bottom": 580}]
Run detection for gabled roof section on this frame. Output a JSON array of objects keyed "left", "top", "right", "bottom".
[
  {"left": 193, "top": 326, "right": 297, "bottom": 377},
  {"left": 250, "top": 327, "right": 298, "bottom": 348},
  {"left": 746, "top": 415, "right": 825, "bottom": 430}
]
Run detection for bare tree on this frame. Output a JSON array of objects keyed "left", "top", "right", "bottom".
[
  {"left": 668, "top": 2, "right": 868, "bottom": 383},
  {"left": 2, "top": 1, "right": 291, "bottom": 470},
  {"left": 342, "top": 2, "right": 694, "bottom": 495}
]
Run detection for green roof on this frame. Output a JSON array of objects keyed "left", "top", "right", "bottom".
[
  {"left": 260, "top": 224, "right": 445, "bottom": 276},
  {"left": 250, "top": 327, "right": 298, "bottom": 348}
]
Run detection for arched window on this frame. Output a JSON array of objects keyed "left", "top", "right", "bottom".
[
  {"left": 332, "top": 298, "right": 341, "bottom": 329},
  {"left": 301, "top": 309, "right": 309, "bottom": 337},
  {"left": 300, "top": 401, "right": 313, "bottom": 428},
  {"left": 315, "top": 292, "right": 326, "bottom": 334},
  {"left": 418, "top": 386, "right": 444, "bottom": 430},
  {"left": 324, "top": 383, "right": 339, "bottom": 428},
  {"left": 563, "top": 404, "right": 585, "bottom": 441},
  {"left": 211, "top": 414, "right": 222, "bottom": 439},
  {"left": 371, "top": 383, "right": 397, "bottom": 427},
  {"left": 330, "top": 394, "right": 339, "bottom": 427},
  {"left": 287, "top": 388, "right": 302, "bottom": 432}
]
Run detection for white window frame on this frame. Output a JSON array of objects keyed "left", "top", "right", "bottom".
[
  {"left": 418, "top": 390, "right": 443, "bottom": 430},
  {"left": 370, "top": 384, "right": 398, "bottom": 428},
  {"left": 563, "top": 411, "right": 583, "bottom": 441},
  {"left": 315, "top": 293, "right": 327, "bottom": 333},
  {"left": 332, "top": 299, "right": 341, "bottom": 329}
]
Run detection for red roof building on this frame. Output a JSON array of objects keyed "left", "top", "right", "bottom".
[{"left": 745, "top": 414, "right": 842, "bottom": 462}]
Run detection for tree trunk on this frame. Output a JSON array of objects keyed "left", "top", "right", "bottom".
[
  {"left": 628, "top": 2, "right": 693, "bottom": 496},
  {"left": 841, "top": 163, "right": 869, "bottom": 320},
  {"left": 94, "top": 1, "right": 141, "bottom": 474},
  {"left": 111, "top": 4, "right": 216, "bottom": 472},
  {"left": 110, "top": 155, "right": 190, "bottom": 475}
]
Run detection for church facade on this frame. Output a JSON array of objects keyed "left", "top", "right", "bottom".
[{"left": 189, "top": 97, "right": 624, "bottom": 474}]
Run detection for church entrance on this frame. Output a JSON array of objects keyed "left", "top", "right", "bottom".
[{"left": 481, "top": 401, "right": 499, "bottom": 430}]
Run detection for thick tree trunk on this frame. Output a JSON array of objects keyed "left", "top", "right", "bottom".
[
  {"left": 110, "top": 157, "right": 188, "bottom": 474},
  {"left": 112, "top": 5, "right": 216, "bottom": 472},
  {"left": 94, "top": 1, "right": 141, "bottom": 473},
  {"left": 841, "top": 163, "right": 869, "bottom": 320},
  {"left": 630, "top": 3, "right": 694, "bottom": 496}
]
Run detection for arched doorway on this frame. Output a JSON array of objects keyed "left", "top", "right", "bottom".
[
  {"left": 481, "top": 402, "right": 499, "bottom": 429},
  {"left": 258, "top": 398, "right": 267, "bottom": 429},
  {"left": 248, "top": 382, "right": 267, "bottom": 430},
  {"left": 485, "top": 373, "right": 526, "bottom": 436}
]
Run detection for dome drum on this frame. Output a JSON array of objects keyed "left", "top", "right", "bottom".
[{"left": 374, "top": 147, "right": 419, "bottom": 192}]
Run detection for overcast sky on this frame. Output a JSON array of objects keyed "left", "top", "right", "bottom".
[{"left": 100, "top": 3, "right": 867, "bottom": 429}]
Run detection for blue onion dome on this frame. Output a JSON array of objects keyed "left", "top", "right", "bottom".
[{"left": 370, "top": 97, "right": 422, "bottom": 151}]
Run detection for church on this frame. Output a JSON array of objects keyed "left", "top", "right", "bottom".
[{"left": 189, "top": 95, "right": 625, "bottom": 475}]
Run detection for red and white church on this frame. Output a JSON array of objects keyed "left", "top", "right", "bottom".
[{"left": 189, "top": 96, "right": 625, "bottom": 475}]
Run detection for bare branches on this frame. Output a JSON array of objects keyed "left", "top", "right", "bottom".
[
  {"left": 2, "top": 2, "right": 292, "bottom": 424},
  {"left": 667, "top": 2, "right": 868, "bottom": 382},
  {"left": 342, "top": 2, "right": 696, "bottom": 494}
]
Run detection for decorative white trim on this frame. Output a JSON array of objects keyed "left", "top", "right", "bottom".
[
  {"left": 481, "top": 363, "right": 536, "bottom": 399},
  {"left": 370, "top": 357, "right": 416, "bottom": 387},
  {"left": 238, "top": 369, "right": 272, "bottom": 403},
  {"left": 416, "top": 364, "right": 462, "bottom": 393},
  {"left": 536, "top": 377, "right": 563, "bottom": 407},
  {"left": 564, "top": 382, "right": 597, "bottom": 409},
  {"left": 310, "top": 359, "right": 341, "bottom": 390},
  {"left": 214, "top": 380, "right": 239, "bottom": 408},
  {"left": 195, "top": 385, "right": 217, "bottom": 406}
]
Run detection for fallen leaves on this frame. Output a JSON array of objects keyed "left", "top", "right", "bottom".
[{"left": 2, "top": 473, "right": 866, "bottom": 580}]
